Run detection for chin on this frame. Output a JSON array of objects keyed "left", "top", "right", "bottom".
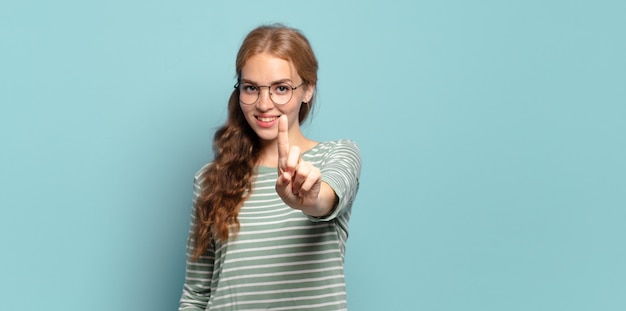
[
  {"left": 251, "top": 128, "right": 276, "bottom": 141},
  {"left": 256, "top": 133, "right": 278, "bottom": 143}
]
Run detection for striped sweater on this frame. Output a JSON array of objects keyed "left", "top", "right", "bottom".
[{"left": 179, "top": 140, "right": 362, "bottom": 311}]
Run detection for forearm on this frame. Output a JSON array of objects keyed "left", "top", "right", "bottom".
[
  {"left": 301, "top": 182, "right": 338, "bottom": 217},
  {"left": 179, "top": 254, "right": 213, "bottom": 310}
]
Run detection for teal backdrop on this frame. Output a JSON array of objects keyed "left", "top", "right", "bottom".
[{"left": 1, "top": 1, "right": 625, "bottom": 310}]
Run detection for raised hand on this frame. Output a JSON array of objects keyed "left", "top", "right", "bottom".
[{"left": 275, "top": 115, "right": 323, "bottom": 212}]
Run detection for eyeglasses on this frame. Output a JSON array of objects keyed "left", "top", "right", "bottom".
[{"left": 234, "top": 81, "right": 304, "bottom": 105}]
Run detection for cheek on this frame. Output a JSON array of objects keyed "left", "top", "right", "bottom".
[
  {"left": 238, "top": 104, "right": 256, "bottom": 123},
  {"left": 239, "top": 103, "right": 252, "bottom": 114},
  {"left": 278, "top": 101, "right": 302, "bottom": 116}
]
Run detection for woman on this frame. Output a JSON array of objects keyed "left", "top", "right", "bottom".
[{"left": 179, "top": 24, "right": 361, "bottom": 311}]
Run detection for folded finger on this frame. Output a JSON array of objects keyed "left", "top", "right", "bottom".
[
  {"left": 298, "top": 167, "right": 321, "bottom": 195},
  {"left": 292, "top": 163, "right": 311, "bottom": 194},
  {"left": 286, "top": 145, "right": 301, "bottom": 172}
]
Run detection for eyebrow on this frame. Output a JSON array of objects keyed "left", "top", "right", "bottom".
[{"left": 240, "top": 78, "right": 294, "bottom": 85}]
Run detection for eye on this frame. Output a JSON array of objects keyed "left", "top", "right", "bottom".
[
  {"left": 241, "top": 83, "right": 258, "bottom": 93},
  {"left": 272, "top": 84, "right": 291, "bottom": 95}
]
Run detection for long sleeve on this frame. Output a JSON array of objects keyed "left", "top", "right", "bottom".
[
  {"left": 178, "top": 141, "right": 360, "bottom": 310},
  {"left": 309, "top": 139, "right": 362, "bottom": 222},
  {"left": 179, "top": 174, "right": 214, "bottom": 311}
]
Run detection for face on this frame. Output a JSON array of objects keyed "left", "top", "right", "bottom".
[{"left": 239, "top": 53, "right": 313, "bottom": 143}]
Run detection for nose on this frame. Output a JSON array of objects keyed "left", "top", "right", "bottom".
[{"left": 256, "top": 87, "right": 274, "bottom": 110}]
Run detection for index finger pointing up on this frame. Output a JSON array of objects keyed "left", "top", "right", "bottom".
[{"left": 277, "top": 115, "right": 290, "bottom": 166}]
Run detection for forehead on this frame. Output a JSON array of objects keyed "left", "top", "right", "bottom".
[{"left": 240, "top": 53, "right": 298, "bottom": 83}]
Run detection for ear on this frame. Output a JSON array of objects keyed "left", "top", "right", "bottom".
[{"left": 304, "top": 84, "right": 315, "bottom": 103}]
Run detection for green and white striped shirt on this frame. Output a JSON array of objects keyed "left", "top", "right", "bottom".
[{"left": 179, "top": 140, "right": 361, "bottom": 311}]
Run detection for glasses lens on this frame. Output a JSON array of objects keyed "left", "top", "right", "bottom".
[
  {"left": 238, "top": 83, "right": 258, "bottom": 105},
  {"left": 270, "top": 83, "right": 293, "bottom": 105}
]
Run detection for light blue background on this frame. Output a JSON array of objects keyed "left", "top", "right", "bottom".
[{"left": 1, "top": 1, "right": 625, "bottom": 310}]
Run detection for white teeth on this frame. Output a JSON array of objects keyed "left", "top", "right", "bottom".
[{"left": 257, "top": 117, "right": 277, "bottom": 122}]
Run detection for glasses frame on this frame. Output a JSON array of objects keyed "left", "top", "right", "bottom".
[{"left": 234, "top": 81, "right": 305, "bottom": 105}]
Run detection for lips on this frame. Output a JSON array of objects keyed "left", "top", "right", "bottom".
[{"left": 255, "top": 115, "right": 280, "bottom": 128}]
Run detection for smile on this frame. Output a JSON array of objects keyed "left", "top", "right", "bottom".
[
  {"left": 256, "top": 116, "right": 278, "bottom": 123},
  {"left": 255, "top": 115, "right": 280, "bottom": 128}
]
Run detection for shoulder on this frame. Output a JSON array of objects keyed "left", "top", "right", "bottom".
[
  {"left": 304, "top": 139, "right": 362, "bottom": 169},
  {"left": 193, "top": 162, "right": 213, "bottom": 184},
  {"left": 310, "top": 139, "right": 360, "bottom": 155}
]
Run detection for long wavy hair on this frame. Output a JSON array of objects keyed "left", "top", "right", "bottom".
[{"left": 192, "top": 24, "right": 319, "bottom": 260}]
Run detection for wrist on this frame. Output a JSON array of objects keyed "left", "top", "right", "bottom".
[{"left": 302, "top": 182, "right": 337, "bottom": 217}]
